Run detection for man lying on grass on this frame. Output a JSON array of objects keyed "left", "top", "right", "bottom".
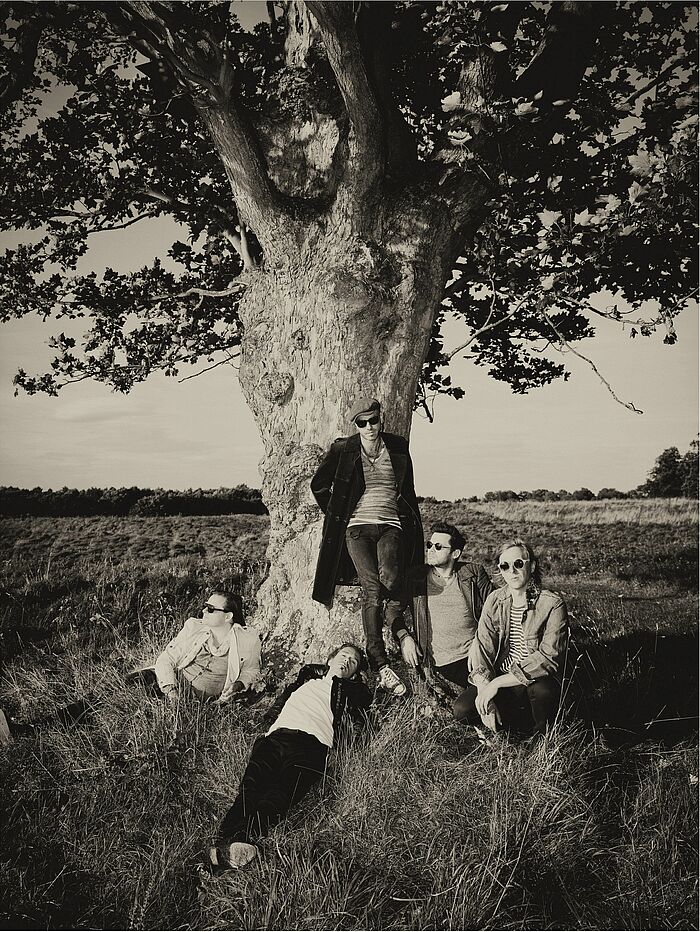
[
  {"left": 207, "top": 643, "right": 371, "bottom": 872},
  {"left": 128, "top": 589, "right": 261, "bottom": 703}
]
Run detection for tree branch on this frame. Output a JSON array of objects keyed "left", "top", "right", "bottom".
[
  {"left": 152, "top": 283, "right": 245, "bottom": 303},
  {"left": 108, "top": 2, "right": 281, "bottom": 235},
  {"left": 513, "top": 2, "right": 601, "bottom": 103},
  {"left": 445, "top": 290, "right": 532, "bottom": 360},
  {"left": 540, "top": 306, "right": 643, "bottom": 414},
  {"left": 306, "top": 1, "right": 384, "bottom": 217},
  {"left": 177, "top": 350, "right": 240, "bottom": 382},
  {"left": 355, "top": 3, "right": 419, "bottom": 183}
]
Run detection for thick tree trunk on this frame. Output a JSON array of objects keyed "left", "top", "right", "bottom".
[{"left": 236, "top": 196, "right": 455, "bottom": 664}]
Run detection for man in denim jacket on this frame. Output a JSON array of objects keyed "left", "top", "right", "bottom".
[{"left": 454, "top": 539, "right": 569, "bottom": 738}]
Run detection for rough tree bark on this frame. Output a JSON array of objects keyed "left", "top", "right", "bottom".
[{"left": 236, "top": 198, "right": 456, "bottom": 662}]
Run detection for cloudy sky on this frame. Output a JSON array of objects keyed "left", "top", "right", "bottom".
[{"left": 0, "top": 1, "right": 697, "bottom": 500}]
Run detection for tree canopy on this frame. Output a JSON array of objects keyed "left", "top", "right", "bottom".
[{"left": 1, "top": 1, "right": 697, "bottom": 407}]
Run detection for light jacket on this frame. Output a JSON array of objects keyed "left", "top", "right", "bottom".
[
  {"left": 310, "top": 431, "right": 424, "bottom": 605},
  {"left": 469, "top": 586, "right": 569, "bottom": 688},
  {"left": 391, "top": 561, "right": 494, "bottom": 668},
  {"left": 154, "top": 618, "right": 262, "bottom": 694}
]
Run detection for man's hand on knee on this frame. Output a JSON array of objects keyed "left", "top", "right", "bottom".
[{"left": 399, "top": 634, "right": 422, "bottom": 668}]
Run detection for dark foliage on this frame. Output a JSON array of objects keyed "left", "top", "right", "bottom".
[{"left": 0, "top": 484, "right": 267, "bottom": 517}]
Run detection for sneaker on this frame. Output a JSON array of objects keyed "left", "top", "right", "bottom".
[
  {"left": 0, "top": 710, "right": 13, "bottom": 746},
  {"left": 474, "top": 725, "right": 500, "bottom": 749},
  {"left": 206, "top": 841, "right": 258, "bottom": 873},
  {"left": 378, "top": 665, "right": 407, "bottom": 697}
]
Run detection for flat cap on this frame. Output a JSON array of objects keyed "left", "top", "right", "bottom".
[{"left": 347, "top": 396, "right": 381, "bottom": 423}]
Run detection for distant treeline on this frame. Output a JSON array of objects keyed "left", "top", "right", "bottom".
[
  {"left": 0, "top": 486, "right": 268, "bottom": 517},
  {"left": 422, "top": 488, "right": 639, "bottom": 504}
]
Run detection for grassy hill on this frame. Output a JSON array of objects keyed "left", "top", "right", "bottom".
[{"left": 0, "top": 500, "right": 697, "bottom": 929}]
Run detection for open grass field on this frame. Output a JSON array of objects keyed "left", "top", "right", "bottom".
[{"left": 0, "top": 500, "right": 697, "bottom": 930}]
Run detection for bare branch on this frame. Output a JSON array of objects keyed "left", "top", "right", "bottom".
[
  {"left": 617, "top": 53, "right": 685, "bottom": 112},
  {"left": 153, "top": 283, "right": 245, "bottom": 303},
  {"left": 540, "top": 306, "right": 643, "bottom": 414},
  {"left": 91, "top": 212, "right": 156, "bottom": 233},
  {"left": 561, "top": 288, "right": 698, "bottom": 342},
  {"left": 445, "top": 291, "right": 532, "bottom": 360},
  {"left": 177, "top": 351, "right": 240, "bottom": 382}
]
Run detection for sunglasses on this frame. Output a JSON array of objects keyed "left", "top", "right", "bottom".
[
  {"left": 498, "top": 558, "right": 530, "bottom": 572},
  {"left": 426, "top": 541, "right": 451, "bottom": 551},
  {"left": 203, "top": 604, "right": 225, "bottom": 614},
  {"left": 355, "top": 415, "right": 380, "bottom": 428}
]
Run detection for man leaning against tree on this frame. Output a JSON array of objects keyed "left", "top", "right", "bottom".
[{"left": 310, "top": 397, "right": 424, "bottom": 696}]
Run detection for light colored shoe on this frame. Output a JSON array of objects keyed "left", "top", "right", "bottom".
[
  {"left": 378, "top": 665, "right": 407, "bottom": 697},
  {"left": 208, "top": 841, "right": 258, "bottom": 872},
  {"left": 0, "top": 710, "right": 13, "bottom": 746}
]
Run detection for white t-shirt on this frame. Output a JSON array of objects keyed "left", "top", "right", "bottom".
[{"left": 267, "top": 676, "right": 335, "bottom": 748}]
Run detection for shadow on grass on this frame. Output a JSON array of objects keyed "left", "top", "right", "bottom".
[{"left": 566, "top": 628, "right": 699, "bottom": 747}]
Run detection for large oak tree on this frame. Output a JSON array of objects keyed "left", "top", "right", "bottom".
[{"left": 1, "top": 1, "right": 697, "bottom": 657}]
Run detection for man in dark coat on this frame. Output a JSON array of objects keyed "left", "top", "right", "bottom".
[{"left": 310, "top": 397, "right": 423, "bottom": 696}]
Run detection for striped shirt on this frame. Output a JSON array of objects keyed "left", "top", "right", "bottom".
[
  {"left": 500, "top": 605, "right": 528, "bottom": 673},
  {"left": 347, "top": 444, "right": 401, "bottom": 529}
]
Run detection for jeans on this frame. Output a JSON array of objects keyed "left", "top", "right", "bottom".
[
  {"left": 345, "top": 523, "right": 405, "bottom": 671},
  {"left": 436, "top": 658, "right": 470, "bottom": 689},
  {"left": 452, "top": 676, "right": 562, "bottom": 736},
  {"left": 217, "top": 729, "right": 329, "bottom": 845}
]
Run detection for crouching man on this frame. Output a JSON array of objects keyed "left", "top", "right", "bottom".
[
  {"left": 391, "top": 521, "right": 493, "bottom": 691},
  {"left": 207, "top": 643, "right": 370, "bottom": 872}
]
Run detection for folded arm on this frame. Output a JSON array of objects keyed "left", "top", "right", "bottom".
[{"left": 511, "top": 598, "right": 569, "bottom": 684}]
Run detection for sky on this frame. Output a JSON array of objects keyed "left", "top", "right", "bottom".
[
  {"left": 0, "top": 1, "right": 697, "bottom": 500},
  {"left": 0, "top": 214, "right": 696, "bottom": 498}
]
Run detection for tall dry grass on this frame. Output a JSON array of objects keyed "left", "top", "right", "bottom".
[{"left": 454, "top": 497, "right": 698, "bottom": 526}]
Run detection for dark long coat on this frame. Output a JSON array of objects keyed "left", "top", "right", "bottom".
[{"left": 310, "top": 432, "right": 424, "bottom": 606}]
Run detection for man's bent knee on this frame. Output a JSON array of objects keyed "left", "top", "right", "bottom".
[{"left": 452, "top": 688, "right": 479, "bottom": 724}]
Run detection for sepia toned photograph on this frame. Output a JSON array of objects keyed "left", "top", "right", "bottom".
[{"left": 0, "top": 1, "right": 697, "bottom": 929}]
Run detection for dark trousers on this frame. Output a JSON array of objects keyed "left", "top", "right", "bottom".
[
  {"left": 125, "top": 667, "right": 165, "bottom": 698},
  {"left": 345, "top": 523, "right": 404, "bottom": 671},
  {"left": 436, "top": 658, "right": 470, "bottom": 689},
  {"left": 452, "top": 676, "right": 562, "bottom": 736},
  {"left": 216, "top": 728, "right": 329, "bottom": 845}
]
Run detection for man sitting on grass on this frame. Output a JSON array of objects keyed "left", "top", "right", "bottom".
[
  {"left": 207, "top": 643, "right": 371, "bottom": 872},
  {"left": 391, "top": 521, "right": 493, "bottom": 692},
  {"left": 0, "top": 590, "right": 260, "bottom": 744},
  {"left": 129, "top": 589, "right": 261, "bottom": 703}
]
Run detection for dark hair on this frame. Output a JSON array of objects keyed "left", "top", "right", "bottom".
[
  {"left": 326, "top": 642, "right": 368, "bottom": 674},
  {"left": 430, "top": 521, "right": 466, "bottom": 554},
  {"left": 495, "top": 539, "right": 543, "bottom": 587},
  {"left": 210, "top": 590, "right": 244, "bottom": 625}
]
